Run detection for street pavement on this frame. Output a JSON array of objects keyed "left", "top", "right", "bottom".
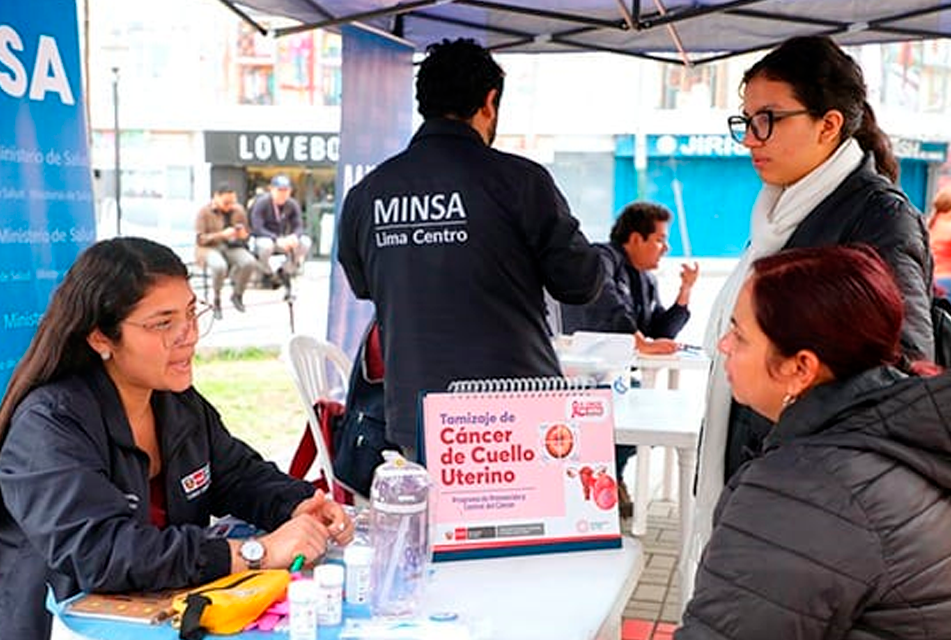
[{"left": 196, "top": 259, "right": 332, "bottom": 352}]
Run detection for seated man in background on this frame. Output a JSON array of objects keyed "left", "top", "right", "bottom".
[
  {"left": 561, "top": 201, "right": 699, "bottom": 516},
  {"left": 195, "top": 182, "right": 258, "bottom": 319},
  {"left": 250, "top": 175, "right": 312, "bottom": 299}
]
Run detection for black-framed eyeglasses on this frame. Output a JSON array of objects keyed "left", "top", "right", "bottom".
[
  {"left": 727, "top": 109, "right": 811, "bottom": 144},
  {"left": 124, "top": 301, "right": 215, "bottom": 348}
]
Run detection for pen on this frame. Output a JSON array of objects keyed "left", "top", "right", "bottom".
[
  {"left": 289, "top": 554, "right": 305, "bottom": 572},
  {"left": 680, "top": 344, "right": 704, "bottom": 353}
]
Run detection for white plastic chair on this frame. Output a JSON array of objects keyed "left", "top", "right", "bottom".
[{"left": 281, "top": 334, "right": 353, "bottom": 492}]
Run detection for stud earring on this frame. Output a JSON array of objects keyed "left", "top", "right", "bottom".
[
  {"left": 781, "top": 393, "right": 797, "bottom": 408},
  {"left": 100, "top": 351, "right": 111, "bottom": 361}
]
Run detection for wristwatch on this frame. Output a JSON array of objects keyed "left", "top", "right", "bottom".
[{"left": 239, "top": 539, "right": 266, "bottom": 570}]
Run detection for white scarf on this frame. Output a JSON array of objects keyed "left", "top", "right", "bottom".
[{"left": 682, "top": 138, "right": 864, "bottom": 603}]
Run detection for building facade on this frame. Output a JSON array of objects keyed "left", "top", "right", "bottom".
[{"left": 81, "top": 0, "right": 951, "bottom": 258}]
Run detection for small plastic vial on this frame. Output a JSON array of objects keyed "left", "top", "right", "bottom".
[
  {"left": 344, "top": 543, "right": 374, "bottom": 605},
  {"left": 287, "top": 579, "right": 319, "bottom": 640},
  {"left": 315, "top": 563, "right": 345, "bottom": 626}
]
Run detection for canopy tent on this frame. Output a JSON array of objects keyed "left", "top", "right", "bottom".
[{"left": 218, "top": 0, "right": 951, "bottom": 65}]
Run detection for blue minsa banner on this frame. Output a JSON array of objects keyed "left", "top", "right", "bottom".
[
  {"left": 327, "top": 25, "right": 413, "bottom": 358},
  {"left": 0, "top": 2, "right": 96, "bottom": 394}
]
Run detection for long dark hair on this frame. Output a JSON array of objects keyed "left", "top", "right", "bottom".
[
  {"left": 743, "top": 35, "right": 899, "bottom": 183},
  {"left": 0, "top": 237, "right": 187, "bottom": 441},
  {"left": 750, "top": 245, "right": 903, "bottom": 380}
]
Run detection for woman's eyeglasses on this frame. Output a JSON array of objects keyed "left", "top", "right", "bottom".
[
  {"left": 124, "top": 301, "right": 215, "bottom": 348},
  {"left": 727, "top": 109, "right": 811, "bottom": 144}
]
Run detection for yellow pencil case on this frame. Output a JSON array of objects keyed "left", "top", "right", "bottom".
[{"left": 172, "top": 569, "right": 290, "bottom": 638}]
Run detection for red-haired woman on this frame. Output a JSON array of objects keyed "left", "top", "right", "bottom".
[{"left": 677, "top": 246, "right": 951, "bottom": 638}]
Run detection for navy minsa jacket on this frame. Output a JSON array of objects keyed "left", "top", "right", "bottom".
[
  {"left": 678, "top": 368, "right": 951, "bottom": 640},
  {"left": 0, "top": 365, "right": 314, "bottom": 640},
  {"left": 338, "top": 118, "right": 604, "bottom": 448},
  {"left": 560, "top": 241, "right": 689, "bottom": 338}
]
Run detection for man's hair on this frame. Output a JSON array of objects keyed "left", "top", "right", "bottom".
[
  {"left": 214, "top": 182, "right": 235, "bottom": 196},
  {"left": 416, "top": 38, "right": 504, "bottom": 120},
  {"left": 610, "top": 202, "right": 672, "bottom": 246}
]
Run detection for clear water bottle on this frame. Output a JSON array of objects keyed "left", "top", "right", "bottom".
[{"left": 369, "top": 451, "right": 432, "bottom": 618}]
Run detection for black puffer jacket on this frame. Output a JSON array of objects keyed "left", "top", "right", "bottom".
[
  {"left": 725, "top": 153, "right": 934, "bottom": 480},
  {"left": 678, "top": 368, "right": 951, "bottom": 639}
]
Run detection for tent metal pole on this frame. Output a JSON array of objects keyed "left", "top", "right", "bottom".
[
  {"left": 215, "top": 0, "right": 269, "bottom": 36},
  {"left": 456, "top": 0, "right": 622, "bottom": 29},
  {"left": 639, "top": 0, "right": 762, "bottom": 29},
  {"left": 276, "top": 0, "right": 451, "bottom": 36},
  {"left": 112, "top": 67, "right": 121, "bottom": 236},
  {"left": 615, "top": 0, "right": 637, "bottom": 31},
  {"left": 651, "top": 0, "right": 690, "bottom": 67}
]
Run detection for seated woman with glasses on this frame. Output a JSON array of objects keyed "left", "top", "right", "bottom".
[
  {"left": 677, "top": 246, "right": 951, "bottom": 639},
  {"left": 0, "top": 237, "right": 354, "bottom": 640},
  {"left": 687, "top": 35, "right": 934, "bottom": 603}
]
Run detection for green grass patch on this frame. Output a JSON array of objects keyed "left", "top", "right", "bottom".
[
  {"left": 192, "top": 354, "right": 305, "bottom": 462},
  {"left": 195, "top": 346, "right": 279, "bottom": 363}
]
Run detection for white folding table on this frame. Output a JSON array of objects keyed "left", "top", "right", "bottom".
[
  {"left": 613, "top": 388, "right": 705, "bottom": 541},
  {"left": 632, "top": 352, "right": 710, "bottom": 504},
  {"left": 53, "top": 539, "right": 644, "bottom": 640}
]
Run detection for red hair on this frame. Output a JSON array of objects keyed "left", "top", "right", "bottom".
[{"left": 750, "top": 246, "right": 903, "bottom": 380}]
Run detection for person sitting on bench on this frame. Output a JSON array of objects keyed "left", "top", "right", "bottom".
[
  {"left": 249, "top": 175, "right": 312, "bottom": 300},
  {"left": 195, "top": 182, "right": 258, "bottom": 319}
]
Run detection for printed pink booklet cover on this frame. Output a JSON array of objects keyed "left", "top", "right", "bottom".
[{"left": 421, "top": 387, "right": 621, "bottom": 557}]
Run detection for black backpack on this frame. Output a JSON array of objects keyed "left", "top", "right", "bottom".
[
  {"left": 331, "top": 320, "right": 396, "bottom": 497},
  {"left": 931, "top": 296, "right": 951, "bottom": 369}
]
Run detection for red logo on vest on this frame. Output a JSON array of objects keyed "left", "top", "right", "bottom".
[{"left": 180, "top": 463, "right": 211, "bottom": 499}]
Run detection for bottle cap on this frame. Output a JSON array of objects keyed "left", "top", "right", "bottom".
[
  {"left": 287, "top": 578, "right": 319, "bottom": 602},
  {"left": 315, "top": 563, "right": 345, "bottom": 586}
]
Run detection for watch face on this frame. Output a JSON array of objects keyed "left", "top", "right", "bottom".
[{"left": 241, "top": 539, "right": 265, "bottom": 562}]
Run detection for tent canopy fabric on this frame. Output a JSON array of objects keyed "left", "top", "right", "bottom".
[{"left": 219, "top": 1, "right": 951, "bottom": 65}]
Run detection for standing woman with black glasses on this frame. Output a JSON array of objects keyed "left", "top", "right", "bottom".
[{"left": 685, "top": 35, "right": 934, "bottom": 604}]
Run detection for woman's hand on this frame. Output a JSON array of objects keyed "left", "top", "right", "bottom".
[
  {"left": 258, "top": 514, "right": 331, "bottom": 570},
  {"left": 292, "top": 490, "right": 355, "bottom": 546}
]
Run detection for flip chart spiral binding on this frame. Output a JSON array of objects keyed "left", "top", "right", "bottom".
[
  {"left": 446, "top": 375, "right": 599, "bottom": 394},
  {"left": 420, "top": 375, "right": 621, "bottom": 561}
]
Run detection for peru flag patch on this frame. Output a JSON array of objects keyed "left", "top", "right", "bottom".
[{"left": 180, "top": 463, "right": 211, "bottom": 500}]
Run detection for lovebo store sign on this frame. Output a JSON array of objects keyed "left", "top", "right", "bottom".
[{"left": 204, "top": 130, "right": 340, "bottom": 166}]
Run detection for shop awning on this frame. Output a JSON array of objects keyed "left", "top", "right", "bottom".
[{"left": 217, "top": 0, "right": 951, "bottom": 65}]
